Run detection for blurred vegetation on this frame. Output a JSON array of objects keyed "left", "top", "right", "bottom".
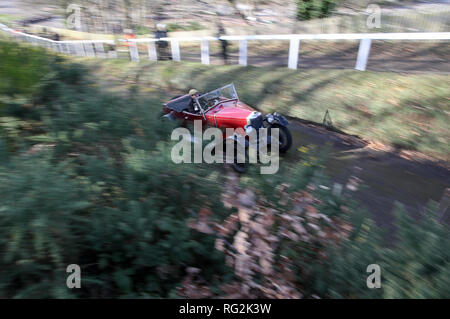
[
  {"left": 297, "top": 0, "right": 336, "bottom": 21},
  {"left": 0, "top": 40, "right": 232, "bottom": 298},
  {"left": 166, "top": 22, "right": 204, "bottom": 32},
  {"left": 0, "top": 41, "right": 51, "bottom": 98},
  {"left": 134, "top": 25, "right": 151, "bottom": 35},
  {"left": 238, "top": 153, "right": 449, "bottom": 298},
  {"left": 309, "top": 201, "right": 450, "bottom": 298},
  {"left": 0, "top": 40, "right": 448, "bottom": 298}
]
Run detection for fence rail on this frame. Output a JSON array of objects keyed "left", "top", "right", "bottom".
[{"left": 2, "top": 23, "right": 449, "bottom": 72}]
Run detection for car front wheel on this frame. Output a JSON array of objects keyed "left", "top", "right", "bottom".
[{"left": 269, "top": 124, "right": 292, "bottom": 153}]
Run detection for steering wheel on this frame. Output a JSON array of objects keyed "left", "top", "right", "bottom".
[{"left": 210, "top": 98, "right": 220, "bottom": 107}]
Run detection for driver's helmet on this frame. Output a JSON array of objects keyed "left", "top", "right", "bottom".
[{"left": 189, "top": 89, "right": 199, "bottom": 97}]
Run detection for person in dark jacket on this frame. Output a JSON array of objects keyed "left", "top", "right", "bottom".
[
  {"left": 155, "top": 23, "right": 170, "bottom": 60},
  {"left": 217, "top": 22, "right": 228, "bottom": 65}
]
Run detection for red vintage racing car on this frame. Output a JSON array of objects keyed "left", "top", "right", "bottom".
[{"left": 163, "top": 84, "right": 292, "bottom": 171}]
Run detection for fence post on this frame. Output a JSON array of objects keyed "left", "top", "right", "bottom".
[
  {"left": 288, "top": 38, "right": 300, "bottom": 69},
  {"left": 129, "top": 42, "right": 139, "bottom": 62},
  {"left": 75, "top": 42, "right": 86, "bottom": 56},
  {"left": 94, "top": 42, "right": 105, "bottom": 58},
  {"left": 69, "top": 43, "right": 76, "bottom": 55},
  {"left": 84, "top": 42, "right": 96, "bottom": 57},
  {"left": 65, "top": 43, "right": 72, "bottom": 55},
  {"left": 201, "top": 39, "right": 210, "bottom": 65},
  {"left": 239, "top": 39, "right": 247, "bottom": 66},
  {"left": 147, "top": 41, "right": 157, "bottom": 61},
  {"left": 108, "top": 47, "right": 118, "bottom": 59},
  {"left": 355, "top": 38, "right": 372, "bottom": 71},
  {"left": 171, "top": 40, "right": 180, "bottom": 61},
  {"left": 59, "top": 43, "right": 66, "bottom": 53}
]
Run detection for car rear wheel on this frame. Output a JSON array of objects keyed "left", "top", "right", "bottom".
[{"left": 231, "top": 142, "right": 249, "bottom": 174}]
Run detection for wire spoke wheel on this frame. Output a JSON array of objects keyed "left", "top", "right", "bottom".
[{"left": 268, "top": 124, "right": 292, "bottom": 153}]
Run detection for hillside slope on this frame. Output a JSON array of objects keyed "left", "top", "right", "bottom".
[{"left": 90, "top": 59, "right": 450, "bottom": 161}]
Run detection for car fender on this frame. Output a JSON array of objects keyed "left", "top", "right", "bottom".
[
  {"left": 162, "top": 111, "right": 177, "bottom": 122},
  {"left": 272, "top": 112, "right": 289, "bottom": 126}
]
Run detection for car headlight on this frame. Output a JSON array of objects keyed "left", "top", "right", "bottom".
[
  {"left": 244, "top": 125, "right": 254, "bottom": 134},
  {"left": 247, "top": 112, "right": 263, "bottom": 129},
  {"left": 249, "top": 112, "right": 261, "bottom": 119}
]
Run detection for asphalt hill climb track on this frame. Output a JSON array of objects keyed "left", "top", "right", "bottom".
[{"left": 283, "top": 119, "right": 450, "bottom": 233}]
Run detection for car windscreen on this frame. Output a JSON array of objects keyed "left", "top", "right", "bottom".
[{"left": 197, "top": 84, "right": 238, "bottom": 110}]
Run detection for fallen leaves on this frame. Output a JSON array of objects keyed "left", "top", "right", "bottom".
[{"left": 181, "top": 177, "right": 355, "bottom": 299}]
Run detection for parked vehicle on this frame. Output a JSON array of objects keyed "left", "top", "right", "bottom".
[{"left": 163, "top": 84, "right": 292, "bottom": 172}]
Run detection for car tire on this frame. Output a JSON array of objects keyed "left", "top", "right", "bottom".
[
  {"left": 269, "top": 124, "right": 292, "bottom": 153},
  {"left": 232, "top": 162, "right": 247, "bottom": 174},
  {"left": 231, "top": 142, "right": 248, "bottom": 174}
]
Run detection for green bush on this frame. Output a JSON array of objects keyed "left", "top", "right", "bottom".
[
  {"left": 166, "top": 22, "right": 204, "bottom": 32},
  {"left": 0, "top": 153, "right": 90, "bottom": 298},
  {"left": 0, "top": 146, "right": 232, "bottom": 298},
  {"left": 281, "top": 194, "right": 449, "bottom": 298},
  {"left": 0, "top": 40, "right": 52, "bottom": 99},
  {"left": 0, "top": 101, "right": 232, "bottom": 297},
  {"left": 297, "top": 0, "right": 336, "bottom": 21},
  {"left": 0, "top": 41, "right": 233, "bottom": 298},
  {"left": 134, "top": 25, "right": 151, "bottom": 35},
  {"left": 381, "top": 203, "right": 450, "bottom": 298}
]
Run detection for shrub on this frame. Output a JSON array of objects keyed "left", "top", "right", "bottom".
[
  {"left": 0, "top": 41, "right": 233, "bottom": 298},
  {"left": 296, "top": 0, "right": 336, "bottom": 21},
  {"left": 0, "top": 40, "right": 52, "bottom": 98},
  {"left": 0, "top": 154, "right": 90, "bottom": 298},
  {"left": 381, "top": 203, "right": 450, "bottom": 298},
  {"left": 166, "top": 22, "right": 204, "bottom": 32},
  {"left": 0, "top": 140, "right": 232, "bottom": 298}
]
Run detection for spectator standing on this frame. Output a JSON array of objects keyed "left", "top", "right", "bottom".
[
  {"left": 154, "top": 23, "right": 170, "bottom": 60},
  {"left": 217, "top": 22, "right": 228, "bottom": 65}
]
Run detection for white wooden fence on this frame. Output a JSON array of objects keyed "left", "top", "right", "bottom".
[
  {"left": 126, "top": 32, "right": 450, "bottom": 71},
  {"left": 0, "top": 23, "right": 115, "bottom": 58},
  {"left": 2, "top": 23, "right": 449, "bottom": 72}
]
